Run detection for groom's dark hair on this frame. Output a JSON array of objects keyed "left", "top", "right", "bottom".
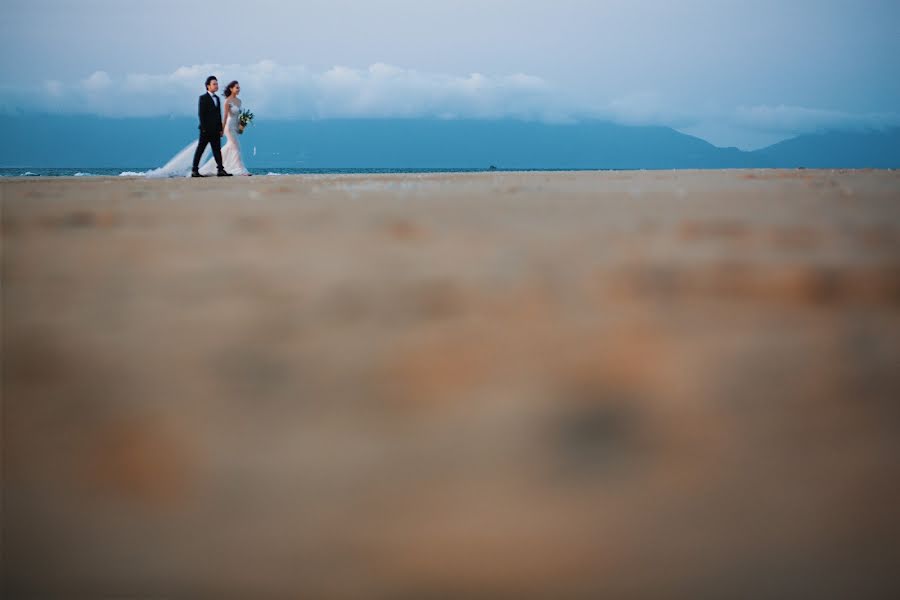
[{"left": 205, "top": 75, "right": 217, "bottom": 89}]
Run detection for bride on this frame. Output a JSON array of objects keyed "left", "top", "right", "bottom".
[
  {"left": 199, "top": 81, "right": 250, "bottom": 176},
  {"left": 146, "top": 79, "right": 250, "bottom": 178}
]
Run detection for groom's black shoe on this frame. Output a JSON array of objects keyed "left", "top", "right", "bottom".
[
  {"left": 191, "top": 170, "right": 205, "bottom": 178},
  {"left": 217, "top": 169, "right": 232, "bottom": 177}
]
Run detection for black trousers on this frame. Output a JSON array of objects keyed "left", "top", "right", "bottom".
[{"left": 192, "top": 130, "right": 224, "bottom": 171}]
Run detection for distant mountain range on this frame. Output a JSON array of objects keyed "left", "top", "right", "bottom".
[
  {"left": 751, "top": 129, "right": 900, "bottom": 169},
  {"left": 5, "top": 115, "right": 899, "bottom": 169}
]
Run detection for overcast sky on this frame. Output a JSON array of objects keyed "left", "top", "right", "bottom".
[{"left": 3, "top": 0, "right": 899, "bottom": 149}]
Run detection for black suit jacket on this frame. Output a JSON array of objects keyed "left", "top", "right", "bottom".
[{"left": 198, "top": 93, "right": 223, "bottom": 135}]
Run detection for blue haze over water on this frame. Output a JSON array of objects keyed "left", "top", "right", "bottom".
[{"left": 4, "top": 117, "right": 900, "bottom": 175}]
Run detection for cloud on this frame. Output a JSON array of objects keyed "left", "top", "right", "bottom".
[
  {"left": 2, "top": 61, "right": 897, "bottom": 150},
  {"left": 587, "top": 92, "right": 703, "bottom": 129},
  {"left": 82, "top": 70, "right": 112, "bottom": 91},
  {"left": 593, "top": 96, "right": 900, "bottom": 141},
  {"left": 2, "top": 60, "right": 571, "bottom": 122},
  {"left": 732, "top": 104, "right": 900, "bottom": 135},
  {"left": 44, "top": 80, "right": 63, "bottom": 97},
  {"left": 678, "top": 104, "right": 900, "bottom": 149}
]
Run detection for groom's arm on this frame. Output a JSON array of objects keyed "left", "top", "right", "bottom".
[{"left": 198, "top": 95, "right": 205, "bottom": 129}]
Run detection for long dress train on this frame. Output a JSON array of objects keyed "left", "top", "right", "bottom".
[{"left": 145, "top": 97, "right": 249, "bottom": 178}]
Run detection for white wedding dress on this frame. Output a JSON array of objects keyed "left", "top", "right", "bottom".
[
  {"left": 145, "top": 97, "right": 249, "bottom": 178},
  {"left": 199, "top": 98, "right": 249, "bottom": 175}
]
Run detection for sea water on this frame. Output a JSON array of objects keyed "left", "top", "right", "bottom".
[{"left": 0, "top": 167, "right": 598, "bottom": 178}]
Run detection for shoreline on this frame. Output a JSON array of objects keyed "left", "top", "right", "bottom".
[{"left": 2, "top": 166, "right": 898, "bottom": 181}]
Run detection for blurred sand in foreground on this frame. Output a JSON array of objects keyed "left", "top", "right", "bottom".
[{"left": 3, "top": 170, "right": 900, "bottom": 598}]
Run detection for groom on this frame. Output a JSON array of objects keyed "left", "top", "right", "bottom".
[{"left": 192, "top": 75, "right": 231, "bottom": 177}]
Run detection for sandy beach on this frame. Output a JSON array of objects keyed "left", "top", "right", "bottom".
[{"left": 3, "top": 169, "right": 900, "bottom": 597}]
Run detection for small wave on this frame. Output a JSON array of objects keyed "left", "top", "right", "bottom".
[
  {"left": 119, "top": 171, "right": 146, "bottom": 177},
  {"left": 145, "top": 171, "right": 191, "bottom": 179},
  {"left": 266, "top": 172, "right": 286, "bottom": 176},
  {"left": 23, "top": 171, "right": 38, "bottom": 176},
  {"left": 73, "top": 172, "right": 94, "bottom": 177}
]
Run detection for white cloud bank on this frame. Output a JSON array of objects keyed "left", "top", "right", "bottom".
[
  {"left": 4, "top": 61, "right": 898, "bottom": 149},
  {"left": 15, "top": 61, "right": 567, "bottom": 122}
]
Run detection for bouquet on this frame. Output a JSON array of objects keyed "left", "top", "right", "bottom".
[{"left": 238, "top": 109, "right": 254, "bottom": 134}]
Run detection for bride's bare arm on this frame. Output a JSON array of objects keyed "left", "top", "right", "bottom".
[{"left": 222, "top": 100, "right": 229, "bottom": 131}]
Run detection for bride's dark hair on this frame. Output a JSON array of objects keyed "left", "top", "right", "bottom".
[{"left": 223, "top": 81, "right": 239, "bottom": 98}]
